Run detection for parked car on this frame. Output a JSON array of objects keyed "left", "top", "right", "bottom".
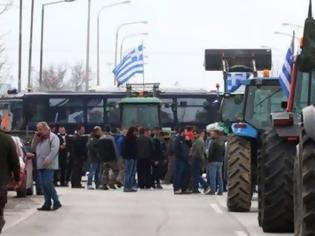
[{"left": 7, "top": 136, "right": 34, "bottom": 198}]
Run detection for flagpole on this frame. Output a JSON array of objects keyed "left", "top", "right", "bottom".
[{"left": 142, "top": 41, "right": 145, "bottom": 90}]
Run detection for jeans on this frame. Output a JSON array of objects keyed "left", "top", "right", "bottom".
[
  {"left": 124, "top": 159, "right": 137, "bottom": 189},
  {"left": 87, "top": 162, "right": 100, "bottom": 187},
  {"left": 208, "top": 162, "right": 223, "bottom": 193},
  {"left": 0, "top": 188, "right": 7, "bottom": 233},
  {"left": 192, "top": 159, "right": 208, "bottom": 191},
  {"left": 173, "top": 160, "right": 189, "bottom": 191},
  {"left": 39, "top": 169, "right": 61, "bottom": 207}
]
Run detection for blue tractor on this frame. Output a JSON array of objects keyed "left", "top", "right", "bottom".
[{"left": 205, "top": 49, "right": 289, "bottom": 227}]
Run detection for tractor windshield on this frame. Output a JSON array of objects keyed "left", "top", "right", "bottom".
[
  {"left": 121, "top": 103, "right": 160, "bottom": 129},
  {"left": 221, "top": 94, "right": 244, "bottom": 123},
  {"left": 245, "top": 84, "right": 286, "bottom": 129}
]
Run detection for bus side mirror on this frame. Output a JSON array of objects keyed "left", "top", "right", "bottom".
[{"left": 281, "top": 101, "right": 288, "bottom": 110}]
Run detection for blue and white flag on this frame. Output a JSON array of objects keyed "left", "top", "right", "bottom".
[
  {"left": 226, "top": 73, "right": 249, "bottom": 93},
  {"left": 113, "top": 44, "right": 144, "bottom": 86},
  {"left": 279, "top": 34, "right": 295, "bottom": 97}
]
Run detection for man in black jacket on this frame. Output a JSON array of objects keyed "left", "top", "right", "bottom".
[
  {"left": 207, "top": 130, "right": 225, "bottom": 195},
  {"left": 137, "top": 128, "right": 153, "bottom": 189},
  {"left": 0, "top": 131, "right": 20, "bottom": 233},
  {"left": 173, "top": 128, "right": 190, "bottom": 194},
  {"left": 96, "top": 128, "right": 117, "bottom": 190},
  {"left": 70, "top": 125, "right": 87, "bottom": 188},
  {"left": 56, "top": 126, "right": 69, "bottom": 187}
]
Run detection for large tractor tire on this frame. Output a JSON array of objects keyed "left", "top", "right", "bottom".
[
  {"left": 257, "top": 146, "right": 263, "bottom": 227},
  {"left": 260, "top": 129, "right": 294, "bottom": 233},
  {"left": 227, "top": 135, "right": 252, "bottom": 212},
  {"left": 294, "top": 129, "right": 315, "bottom": 236}
]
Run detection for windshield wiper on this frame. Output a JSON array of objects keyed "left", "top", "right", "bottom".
[{"left": 255, "top": 88, "right": 281, "bottom": 107}]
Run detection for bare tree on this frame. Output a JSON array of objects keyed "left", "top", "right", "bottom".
[
  {"left": 39, "top": 65, "right": 67, "bottom": 91},
  {"left": 69, "top": 63, "right": 85, "bottom": 92},
  {"left": 0, "top": 0, "right": 12, "bottom": 84},
  {"left": 68, "top": 62, "right": 93, "bottom": 91},
  {"left": 0, "top": 0, "right": 12, "bottom": 15}
]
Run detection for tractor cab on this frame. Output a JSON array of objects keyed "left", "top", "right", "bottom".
[{"left": 119, "top": 83, "right": 161, "bottom": 129}]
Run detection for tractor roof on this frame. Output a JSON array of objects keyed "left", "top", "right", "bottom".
[{"left": 119, "top": 97, "right": 161, "bottom": 104}]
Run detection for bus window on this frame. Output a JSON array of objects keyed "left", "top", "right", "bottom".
[
  {"left": 25, "top": 98, "right": 47, "bottom": 125},
  {"left": 87, "top": 98, "right": 104, "bottom": 123},
  {"left": 160, "top": 98, "right": 174, "bottom": 124},
  {"left": 177, "top": 98, "right": 211, "bottom": 123},
  {"left": 106, "top": 98, "right": 120, "bottom": 125},
  {"left": 0, "top": 100, "right": 24, "bottom": 130},
  {"left": 49, "top": 98, "right": 84, "bottom": 124}
]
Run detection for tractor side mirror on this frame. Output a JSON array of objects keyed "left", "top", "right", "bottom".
[{"left": 281, "top": 101, "right": 288, "bottom": 110}]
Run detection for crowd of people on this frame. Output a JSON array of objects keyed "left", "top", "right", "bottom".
[
  {"left": 31, "top": 122, "right": 226, "bottom": 197},
  {"left": 0, "top": 121, "right": 226, "bottom": 231}
]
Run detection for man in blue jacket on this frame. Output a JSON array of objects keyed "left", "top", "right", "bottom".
[{"left": 173, "top": 128, "right": 190, "bottom": 194}]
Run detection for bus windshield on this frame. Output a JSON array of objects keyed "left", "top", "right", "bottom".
[
  {"left": 0, "top": 99, "right": 25, "bottom": 131},
  {"left": 121, "top": 104, "right": 160, "bottom": 129}
]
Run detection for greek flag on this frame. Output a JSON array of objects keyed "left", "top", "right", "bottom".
[
  {"left": 226, "top": 73, "right": 249, "bottom": 93},
  {"left": 113, "top": 44, "right": 144, "bottom": 86},
  {"left": 279, "top": 35, "right": 295, "bottom": 97}
]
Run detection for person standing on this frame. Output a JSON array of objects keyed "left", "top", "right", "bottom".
[
  {"left": 123, "top": 127, "right": 138, "bottom": 192},
  {"left": 163, "top": 129, "right": 177, "bottom": 184},
  {"left": 57, "top": 126, "right": 69, "bottom": 187},
  {"left": 137, "top": 128, "right": 153, "bottom": 189},
  {"left": 116, "top": 128, "right": 127, "bottom": 186},
  {"left": 173, "top": 128, "right": 190, "bottom": 194},
  {"left": 190, "top": 130, "right": 209, "bottom": 194},
  {"left": 31, "top": 122, "right": 62, "bottom": 211},
  {"left": 87, "top": 127, "right": 101, "bottom": 190},
  {"left": 207, "top": 130, "right": 225, "bottom": 195},
  {"left": 0, "top": 130, "right": 20, "bottom": 233},
  {"left": 70, "top": 124, "right": 87, "bottom": 188},
  {"left": 97, "top": 127, "right": 117, "bottom": 190},
  {"left": 151, "top": 130, "right": 165, "bottom": 189}
]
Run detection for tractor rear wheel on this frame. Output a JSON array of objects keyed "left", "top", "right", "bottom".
[
  {"left": 227, "top": 135, "right": 252, "bottom": 212},
  {"left": 260, "top": 129, "right": 294, "bottom": 233},
  {"left": 294, "top": 129, "right": 315, "bottom": 236}
]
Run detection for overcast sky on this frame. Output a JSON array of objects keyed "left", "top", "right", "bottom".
[{"left": 0, "top": 0, "right": 311, "bottom": 91}]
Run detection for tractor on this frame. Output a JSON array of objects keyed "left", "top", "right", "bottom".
[
  {"left": 119, "top": 83, "right": 161, "bottom": 129},
  {"left": 205, "top": 49, "right": 288, "bottom": 216},
  {"left": 259, "top": 1, "right": 315, "bottom": 235}
]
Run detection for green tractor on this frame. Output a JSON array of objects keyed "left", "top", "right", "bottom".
[{"left": 119, "top": 83, "right": 161, "bottom": 129}]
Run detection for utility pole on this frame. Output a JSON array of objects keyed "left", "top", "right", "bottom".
[
  {"left": 85, "top": 0, "right": 91, "bottom": 91},
  {"left": 27, "top": 0, "right": 34, "bottom": 91},
  {"left": 39, "top": 4, "right": 45, "bottom": 88},
  {"left": 18, "top": 0, "right": 23, "bottom": 92}
]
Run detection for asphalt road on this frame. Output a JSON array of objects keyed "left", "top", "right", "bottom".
[{"left": 2, "top": 186, "right": 293, "bottom": 236}]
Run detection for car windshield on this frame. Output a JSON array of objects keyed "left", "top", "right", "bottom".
[
  {"left": 121, "top": 104, "right": 159, "bottom": 129},
  {"left": 245, "top": 85, "right": 286, "bottom": 129},
  {"left": 0, "top": 99, "right": 25, "bottom": 131}
]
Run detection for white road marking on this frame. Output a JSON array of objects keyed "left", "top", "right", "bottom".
[
  {"left": 235, "top": 230, "right": 248, "bottom": 236},
  {"left": 210, "top": 203, "right": 223, "bottom": 214}
]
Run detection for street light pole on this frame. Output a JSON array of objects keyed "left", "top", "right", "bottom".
[
  {"left": 113, "top": 21, "right": 148, "bottom": 85},
  {"left": 85, "top": 0, "right": 91, "bottom": 92},
  {"left": 27, "top": 0, "right": 34, "bottom": 91},
  {"left": 18, "top": 0, "right": 22, "bottom": 93},
  {"left": 120, "top": 32, "right": 148, "bottom": 60},
  {"left": 96, "top": 1, "right": 131, "bottom": 86},
  {"left": 39, "top": 0, "right": 76, "bottom": 89}
]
